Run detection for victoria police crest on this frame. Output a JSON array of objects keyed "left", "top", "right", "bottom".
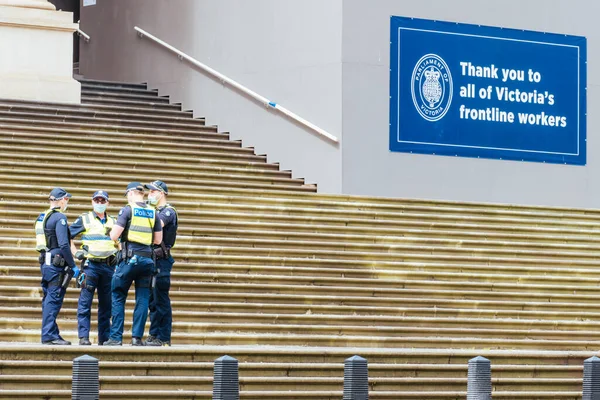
[{"left": 411, "top": 54, "right": 453, "bottom": 122}]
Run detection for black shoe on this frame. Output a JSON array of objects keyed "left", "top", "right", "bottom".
[
  {"left": 79, "top": 337, "right": 92, "bottom": 346},
  {"left": 42, "top": 338, "right": 71, "bottom": 345},
  {"left": 103, "top": 338, "right": 122, "bottom": 346},
  {"left": 144, "top": 335, "right": 157, "bottom": 346},
  {"left": 145, "top": 337, "right": 167, "bottom": 347},
  {"left": 131, "top": 337, "right": 144, "bottom": 346}
]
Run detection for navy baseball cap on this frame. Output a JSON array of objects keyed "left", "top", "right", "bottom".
[
  {"left": 145, "top": 180, "right": 169, "bottom": 194},
  {"left": 124, "top": 182, "right": 144, "bottom": 196},
  {"left": 48, "top": 187, "right": 72, "bottom": 201},
  {"left": 92, "top": 190, "right": 109, "bottom": 200}
]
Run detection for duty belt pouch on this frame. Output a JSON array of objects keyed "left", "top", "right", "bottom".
[{"left": 52, "top": 254, "right": 65, "bottom": 268}]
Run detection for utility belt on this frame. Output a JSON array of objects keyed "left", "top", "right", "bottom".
[
  {"left": 119, "top": 242, "right": 153, "bottom": 262},
  {"left": 38, "top": 251, "right": 66, "bottom": 267},
  {"left": 87, "top": 254, "right": 118, "bottom": 267},
  {"left": 152, "top": 242, "right": 171, "bottom": 260}
]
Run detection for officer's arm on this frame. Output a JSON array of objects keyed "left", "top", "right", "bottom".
[
  {"left": 111, "top": 206, "right": 129, "bottom": 242},
  {"left": 110, "top": 225, "right": 124, "bottom": 242},
  {"left": 153, "top": 214, "right": 163, "bottom": 245},
  {"left": 56, "top": 218, "right": 76, "bottom": 268},
  {"left": 70, "top": 240, "right": 77, "bottom": 256},
  {"left": 69, "top": 217, "right": 84, "bottom": 255}
]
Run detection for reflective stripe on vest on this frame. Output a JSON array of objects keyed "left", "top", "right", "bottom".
[
  {"left": 34, "top": 208, "right": 58, "bottom": 252},
  {"left": 127, "top": 202, "right": 155, "bottom": 245},
  {"left": 81, "top": 211, "right": 118, "bottom": 259}
]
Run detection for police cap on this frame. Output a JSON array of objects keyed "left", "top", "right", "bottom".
[
  {"left": 49, "top": 187, "right": 72, "bottom": 201},
  {"left": 124, "top": 182, "right": 144, "bottom": 196},
  {"left": 92, "top": 190, "right": 109, "bottom": 200},
  {"left": 144, "top": 180, "right": 169, "bottom": 194}
]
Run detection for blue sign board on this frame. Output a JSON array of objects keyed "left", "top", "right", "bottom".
[{"left": 389, "top": 16, "right": 587, "bottom": 165}]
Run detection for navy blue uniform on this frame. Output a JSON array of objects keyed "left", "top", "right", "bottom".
[
  {"left": 70, "top": 214, "right": 114, "bottom": 344},
  {"left": 149, "top": 205, "right": 178, "bottom": 343},
  {"left": 40, "top": 209, "right": 75, "bottom": 343},
  {"left": 108, "top": 203, "right": 162, "bottom": 342}
]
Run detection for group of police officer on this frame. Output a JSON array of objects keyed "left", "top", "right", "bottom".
[{"left": 35, "top": 180, "right": 178, "bottom": 346}]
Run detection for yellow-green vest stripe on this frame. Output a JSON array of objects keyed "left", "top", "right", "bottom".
[
  {"left": 81, "top": 211, "right": 118, "bottom": 259},
  {"left": 126, "top": 202, "right": 155, "bottom": 245}
]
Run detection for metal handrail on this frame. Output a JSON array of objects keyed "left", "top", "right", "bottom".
[
  {"left": 77, "top": 28, "right": 90, "bottom": 42},
  {"left": 134, "top": 26, "right": 339, "bottom": 144}
]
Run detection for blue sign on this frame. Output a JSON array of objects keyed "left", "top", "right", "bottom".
[{"left": 389, "top": 17, "right": 587, "bottom": 165}]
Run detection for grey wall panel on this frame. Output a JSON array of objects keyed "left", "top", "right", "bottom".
[
  {"left": 80, "top": 0, "right": 343, "bottom": 192},
  {"left": 342, "top": 0, "right": 599, "bottom": 207}
]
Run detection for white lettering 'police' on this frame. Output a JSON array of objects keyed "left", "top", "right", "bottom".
[
  {"left": 133, "top": 208, "right": 154, "bottom": 218},
  {"left": 411, "top": 54, "right": 453, "bottom": 122}
]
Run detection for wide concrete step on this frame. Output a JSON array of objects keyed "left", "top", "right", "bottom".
[
  {"left": 80, "top": 90, "right": 173, "bottom": 103},
  {"left": 0, "top": 133, "right": 256, "bottom": 158},
  {"left": 0, "top": 159, "right": 291, "bottom": 182},
  {"left": 4, "top": 282, "right": 596, "bottom": 309},
  {"left": 1, "top": 201, "right": 596, "bottom": 235},
  {"left": 4, "top": 305, "right": 600, "bottom": 334},
  {"left": 4, "top": 243, "right": 600, "bottom": 274},
  {"left": 0, "top": 110, "right": 209, "bottom": 133},
  {"left": 4, "top": 221, "right": 600, "bottom": 255},
  {"left": 80, "top": 83, "right": 160, "bottom": 96},
  {"left": 81, "top": 95, "right": 183, "bottom": 110},
  {"left": 4, "top": 290, "right": 600, "bottom": 318},
  {"left": 0, "top": 166, "right": 304, "bottom": 190},
  {"left": 7, "top": 238, "right": 600, "bottom": 280},
  {"left": 0, "top": 102, "right": 203, "bottom": 126},
  {"left": 3, "top": 324, "right": 600, "bottom": 350},
  {"left": 0, "top": 97, "right": 191, "bottom": 118},
  {"left": 0, "top": 155, "right": 281, "bottom": 178},
  {"left": 0, "top": 177, "right": 310, "bottom": 198},
  {"left": 78, "top": 79, "right": 148, "bottom": 89},
  {"left": 0, "top": 115, "right": 217, "bottom": 136},
  {"left": 0, "top": 119, "right": 223, "bottom": 142},
  {"left": 0, "top": 126, "right": 240, "bottom": 148},
  {"left": 0, "top": 359, "right": 582, "bottom": 378},
  {"left": 0, "top": 373, "right": 584, "bottom": 392}
]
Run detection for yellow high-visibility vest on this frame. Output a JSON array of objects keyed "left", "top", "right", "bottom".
[
  {"left": 34, "top": 208, "right": 59, "bottom": 252},
  {"left": 126, "top": 202, "right": 155, "bottom": 245},
  {"left": 80, "top": 211, "right": 118, "bottom": 259}
]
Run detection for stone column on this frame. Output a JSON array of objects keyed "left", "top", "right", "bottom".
[{"left": 0, "top": 0, "right": 81, "bottom": 103}]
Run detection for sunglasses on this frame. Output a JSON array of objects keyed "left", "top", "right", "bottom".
[{"left": 93, "top": 198, "right": 107, "bottom": 204}]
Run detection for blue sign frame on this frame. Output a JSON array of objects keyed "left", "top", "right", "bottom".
[{"left": 389, "top": 16, "right": 587, "bottom": 165}]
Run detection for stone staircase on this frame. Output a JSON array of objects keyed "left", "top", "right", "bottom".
[{"left": 0, "top": 79, "right": 597, "bottom": 398}]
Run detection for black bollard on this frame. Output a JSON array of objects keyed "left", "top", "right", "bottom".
[
  {"left": 213, "top": 355, "right": 239, "bottom": 400},
  {"left": 71, "top": 354, "right": 99, "bottom": 400},
  {"left": 583, "top": 356, "right": 600, "bottom": 400},
  {"left": 343, "top": 355, "right": 369, "bottom": 400},
  {"left": 467, "top": 356, "right": 491, "bottom": 400}
]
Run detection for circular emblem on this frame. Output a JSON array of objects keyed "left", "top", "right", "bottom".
[{"left": 411, "top": 54, "right": 453, "bottom": 122}]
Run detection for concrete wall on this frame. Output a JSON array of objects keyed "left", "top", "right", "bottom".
[
  {"left": 342, "top": 0, "right": 598, "bottom": 207},
  {"left": 80, "top": 0, "right": 342, "bottom": 192},
  {"left": 80, "top": 0, "right": 598, "bottom": 207}
]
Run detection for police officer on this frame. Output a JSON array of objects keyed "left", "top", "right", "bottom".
[
  {"left": 144, "top": 180, "right": 178, "bottom": 346},
  {"left": 35, "top": 187, "right": 79, "bottom": 345},
  {"left": 103, "top": 182, "right": 162, "bottom": 346},
  {"left": 69, "top": 190, "right": 118, "bottom": 346}
]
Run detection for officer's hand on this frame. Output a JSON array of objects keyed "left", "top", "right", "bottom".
[
  {"left": 72, "top": 266, "right": 80, "bottom": 279},
  {"left": 74, "top": 250, "right": 86, "bottom": 261}
]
